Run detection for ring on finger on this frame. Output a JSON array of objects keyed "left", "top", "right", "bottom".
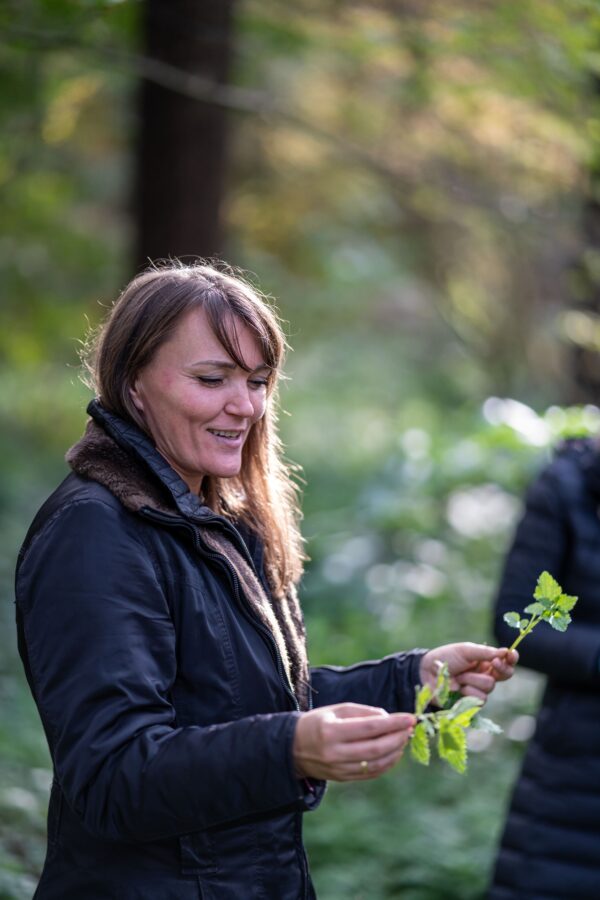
[{"left": 359, "top": 760, "right": 369, "bottom": 773}]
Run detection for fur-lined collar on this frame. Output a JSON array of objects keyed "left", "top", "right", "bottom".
[
  {"left": 66, "top": 419, "right": 176, "bottom": 516},
  {"left": 66, "top": 409, "right": 310, "bottom": 710}
]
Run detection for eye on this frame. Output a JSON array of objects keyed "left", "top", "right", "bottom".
[
  {"left": 197, "top": 376, "right": 223, "bottom": 386},
  {"left": 249, "top": 378, "right": 269, "bottom": 390}
]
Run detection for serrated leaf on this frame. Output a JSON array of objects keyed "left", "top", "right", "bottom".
[
  {"left": 524, "top": 602, "right": 545, "bottom": 615},
  {"left": 415, "top": 683, "right": 433, "bottom": 716},
  {"left": 556, "top": 593, "right": 578, "bottom": 613},
  {"left": 438, "top": 721, "right": 467, "bottom": 774},
  {"left": 471, "top": 715, "right": 503, "bottom": 735},
  {"left": 534, "top": 571, "right": 562, "bottom": 603},
  {"left": 503, "top": 611, "right": 521, "bottom": 629},
  {"left": 446, "top": 696, "right": 483, "bottom": 719},
  {"left": 454, "top": 708, "right": 483, "bottom": 729},
  {"left": 410, "top": 722, "right": 431, "bottom": 765},
  {"left": 549, "top": 612, "right": 571, "bottom": 632}
]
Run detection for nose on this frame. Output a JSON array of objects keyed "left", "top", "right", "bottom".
[{"left": 224, "top": 383, "right": 255, "bottom": 419}]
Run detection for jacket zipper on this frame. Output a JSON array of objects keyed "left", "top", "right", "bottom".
[{"left": 140, "top": 507, "right": 300, "bottom": 712}]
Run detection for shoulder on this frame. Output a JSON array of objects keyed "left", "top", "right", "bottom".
[
  {"left": 526, "top": 437, "right": 600, "bottom": 514},
  {"left": 549, "top": 436, "right": 600, "bottom": 490},
  {"left": 17, "top": 472, "right": 146, "bottom": 575}
]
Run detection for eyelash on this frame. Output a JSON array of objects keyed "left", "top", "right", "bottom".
[{"left": 197, "top": 376, "right": 269, "bottom": 390}]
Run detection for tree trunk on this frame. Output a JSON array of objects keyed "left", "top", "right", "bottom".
[{"left": 134, "top": 0, "right": 236, "bottom": 269}]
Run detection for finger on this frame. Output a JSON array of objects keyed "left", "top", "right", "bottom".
[
  {"left": 332, "top": 713, "right": 416, "bottom": 742},
  {"left": 459, "top": 642, "right": 507, "bottom": 664},
  {"left": 358, "top": 747, "right": 406, "bottom": 780},
  {"left": 455, "top": 671, "right": 496, "bottom": 694},
  {"left": 335, "top": 727, "right": 413, "bottom": 763},
  {"left": 457, "top": 684, "right": 488, "bottom": 701},
  {"left": 490, "top": 651, "right": 518, "bottom": 679},
  {"left": 335, "top": 745, "right": 408, "bottom": 781},
  {"left": 329, "top": 703, "right": 389, "bottom": 720}
]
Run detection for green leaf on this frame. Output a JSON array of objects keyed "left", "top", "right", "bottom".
[
  {"left": 520, "top": 619, "right": 530, "bottom": 629},
  {"left": 410, "top": 722, "right": 431, "bottom": 765},
  {"left": 449, "top": 697, "right": 483, "bottom": 714},
  {"left": 438, "top": 721, "right": 467, "bottom": 774},
  {"left": 453, "top": 706, "right": 483, "bottom": 729},
  {"left": 503, "top": 611, "right": 522, "bottom": 629},
  {"left": 471, "top": 715, "right": 503, "bottom": 735},
  {"left": 415, "top": 683, "right": 433, "bottom": 716},
  {"left": 534, "top": 571, "right": 562, "bottom": 603},
  {"left": 524, "top": 602, "right": 545, "bottom": 615},
  {"left": 446, "top": 697, "right": 483, "bottom": 728},
  {"left": 556, "top": 593, "right": 578, "bottom": 613},
  {"left": 549, "top": 612, "right": 571, "bottom": 632},
  {"left": 435, "top": 662, "right": 450, "bottom": 707},
  {"left": 534, "top": 596, "right": 554, "bottom": 611}
]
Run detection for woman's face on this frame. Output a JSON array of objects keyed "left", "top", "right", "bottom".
[{"left": 130, "top": 306, "right": 270, "bottom": 494}]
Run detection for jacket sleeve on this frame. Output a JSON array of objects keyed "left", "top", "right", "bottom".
[
  {"left": 493, "top": 461, "right": 600, "bottom": 685},
  {"left": 16, "top": 498, "right": 320, "bottom": 843},
  {"left": 309, "top": 651, "right": 426, "bottom": 712}
]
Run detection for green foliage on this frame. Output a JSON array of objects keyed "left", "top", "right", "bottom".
[
  {"left": 503, "top": 571, "right": 578, "bottom": 649},
  {"left": 410, "top": 722, "right": 431, "bottom": 766},
  {"left": 2, "top": 0, "right": 600, "bottom": 897},
  {"left": 409, "top": 664, "right": 497, "bottom": 775}
]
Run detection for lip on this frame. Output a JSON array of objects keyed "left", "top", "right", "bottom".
[{"left": 207, "top": 428, "right": 246, "bottom": 447}]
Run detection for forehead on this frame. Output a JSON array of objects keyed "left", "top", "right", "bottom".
[{"left": 160, "top": 305, "right": 266, "bottom": 368}]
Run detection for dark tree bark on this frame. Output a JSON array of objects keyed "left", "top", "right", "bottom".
[
  {"left": 134, "top": 0, "right": 236, "bottom": 269},
  {"left": 568, "top": 197, "right": 600, "bottom": 402},
  {"left": 567, "top": 73, "right": 600, "bottom": 403}
]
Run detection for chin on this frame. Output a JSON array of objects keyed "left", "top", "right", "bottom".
[{"left": 207, "top": 461, "right": 243, "bottom": 480}]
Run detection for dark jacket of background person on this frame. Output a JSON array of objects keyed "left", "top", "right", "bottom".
[
  {"left": 15, "top": 401, "right": 424, "bottom": 900},
  {"left": 488, "top": 439, "right": 600, "bottom": 900}
]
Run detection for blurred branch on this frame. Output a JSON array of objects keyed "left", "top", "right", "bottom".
[
  {"left": 2, "top": 20, "right": 474, "bottom": 353},
  {"left": 3, "top": 24, "right": 402, "bottom": 185}
]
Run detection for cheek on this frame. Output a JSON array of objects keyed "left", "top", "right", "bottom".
[{"left": 253, "top": 395, "right": 268, "bottom": 421}]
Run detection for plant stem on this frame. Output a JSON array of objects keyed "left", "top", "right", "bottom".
[{"left": 509, "top": 615, "right": 540, "bottom": 651}]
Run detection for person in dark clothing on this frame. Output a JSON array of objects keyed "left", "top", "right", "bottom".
[
  {"left": 16, "top": 262, "right": 517, "bottom": 899},
  {"left": 488, "top": 439, "right": 600, "bottom": 900}
]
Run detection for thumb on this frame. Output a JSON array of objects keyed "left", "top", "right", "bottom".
[{"left": 329, "top": 703, "right": 389, "bottom": 720}]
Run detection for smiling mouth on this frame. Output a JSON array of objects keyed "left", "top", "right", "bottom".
[{"left": 208, "top": 429, "right": 244, "bottom": 439}]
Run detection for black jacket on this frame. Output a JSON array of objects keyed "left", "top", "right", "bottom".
[
  {"left": 488, "top": 439, "right": 600, "bottom": 900},
  {"left": 15, "top": 401, "right": 424, "bottom": 899}
]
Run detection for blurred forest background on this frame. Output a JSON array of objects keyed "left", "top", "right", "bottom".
[{"left": 2, "top": 1, "right": 600, "bottom": 898}]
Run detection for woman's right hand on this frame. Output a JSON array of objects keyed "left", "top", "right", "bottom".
[{"left": 292, "top": 703, "right": 415, "bottom": 782}]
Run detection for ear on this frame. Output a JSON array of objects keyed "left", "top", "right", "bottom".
[{"left": 129, "top": 377, "right": 144, "bottom": 413}]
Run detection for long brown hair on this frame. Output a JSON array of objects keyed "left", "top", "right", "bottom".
[{"left": 83, "top": 261, "right": 305, "bottom": 597}]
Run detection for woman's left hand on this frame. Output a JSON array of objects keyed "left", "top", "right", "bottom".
[{"left": 419, "top": 642, "right": 518, "bottom": 703}]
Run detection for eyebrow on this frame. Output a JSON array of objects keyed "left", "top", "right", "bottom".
[{"left": 189, "top": 359, "right": 271, "bottom": 373}]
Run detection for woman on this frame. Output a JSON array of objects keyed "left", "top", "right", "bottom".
[
  {"left": 488, "top": 439, "right": 600, "bottom": 900},
  {"left": 16, "top": 262, "right": 516, "bottom": 899}
]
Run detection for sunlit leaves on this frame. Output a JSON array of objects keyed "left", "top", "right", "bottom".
[
  {"left": 414, "top": 682, "right": 433, "bottom": 716},
  {"left": 503, "top": 611, "right": 521, "bottom": 629},
  {"left": 410, "top": 722, "right": 431, "bottom": 765},
  {"left": 409, "top": 660, "right": 494, "bottom": 774},
  {"left": 504, "top": 571, "right": 578, "bottom": 649},
  {"left": 534, "top": 570, "right": 562, "bottom": 603},
  {"left": 438, "top": 720, "right": 467, "bottom": 774}
]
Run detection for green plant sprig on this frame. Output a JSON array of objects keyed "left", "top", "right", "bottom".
[
  {"left": 409, "top": 570, "right": 577, "bottom": 774},
  {"left": 503, "top": 571, "right": 578, "bottom": 650},
  {"left": 410, "top": 662, "right": 501, "bottom": 774}
]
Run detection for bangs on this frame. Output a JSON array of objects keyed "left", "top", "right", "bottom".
[{"left": 202, "top": 287, "right": 282, "bottom": 372}]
